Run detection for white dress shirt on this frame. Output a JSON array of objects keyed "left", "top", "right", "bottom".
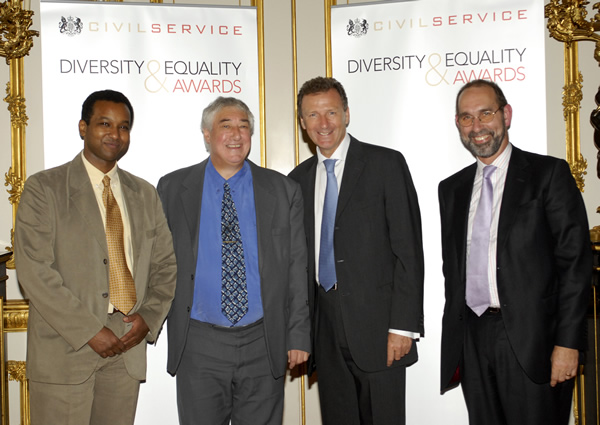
[{"left": 466, "top": 143, "right": 513, "bottom": 308}]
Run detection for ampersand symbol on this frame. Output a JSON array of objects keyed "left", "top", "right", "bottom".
[
  {"left": 425, "top": 54, "right": 449, "bottom": 86},
  {"left": 144, "top": 60, "right": 168, "bottom": 93}
]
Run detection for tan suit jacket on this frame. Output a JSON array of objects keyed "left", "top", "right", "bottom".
[{"left": 15, "top": 154, "right": 177, "bottom": 384}]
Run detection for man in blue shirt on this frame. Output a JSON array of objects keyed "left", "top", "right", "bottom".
[{"left": 157, "top": 97, "right": 310, "bottom": 425}]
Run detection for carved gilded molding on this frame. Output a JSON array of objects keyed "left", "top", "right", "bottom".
[
  {"left": 4, "top": 166, "right": 23, "bottom": 205},
  {"left": 5, "top": 87, "right": 28, "bottom": 127},
  {"left": 0, "top": 3, "right": 37, "bottom": 64},
  {"left": 563, "top": 74, "right": 584, "bottom": 118},
  {"left": 6, "top": 361, "right": 25, "bottom": 383},
  {"left": 545, "top": 0, "right": 600, "bottom": 193},
  {"left": 0, "top": 0, "right": 37, "bottom": 268}
]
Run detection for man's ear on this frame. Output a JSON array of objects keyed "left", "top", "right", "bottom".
[{"left": 78, "top": 120, "right": 87, "bottom": 140}]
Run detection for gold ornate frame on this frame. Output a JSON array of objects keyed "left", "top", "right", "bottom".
[
  {"left": 1, "top": 299, "right": 29, "bottom": 425},
  {"left": 545, "top": 0, "right": 600, "bottom": 192},
  {"left": 0, "top": 0, "right": 37, "bottom": 269}
]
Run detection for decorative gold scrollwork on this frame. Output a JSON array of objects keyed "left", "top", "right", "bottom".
[
  {"left": 546, "top": 0, "right": 600, "bottom": 44},
  {"left": 6, "top": 361, "right": 26, "bottom": 383},
  {"left": 0, "top": 3, "right": 37, "bottom": 64},
  {"left": 571, "top": 153, "right": 588, "bottom": 191},
  {"left": 545, "top": 0, "right": 600, "bottom": 192},
  {"left": 5, "top": 166, "right": 23, "bottom": 205},
  {"left": 5, "top": 84, "right": 28, "bottom": 127},
  {"left": 563, "top": 75, "right": 584, "bottom": 118}
]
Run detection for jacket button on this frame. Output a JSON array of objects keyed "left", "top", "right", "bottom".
[
  {"left": 102, "top": 293, "right": 109, "bottom": 298},
  {"left": 191, "top": 274, "right": 194, "bottom": 280},
  {"left": 103, "top": 259, "right": 108, "bottom": 264},
  {"left": 187, "top": 306, "right": 191, "bottom": 312}
]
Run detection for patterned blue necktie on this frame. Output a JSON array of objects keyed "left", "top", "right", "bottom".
[
  {"left": 466, "top": 165, "right": 497, "bottom": 316},
  {"left": 221, "top": 181, "right": 248, "bottom": 325},
  {"left": 319, "top": 159, "right": 338, "bottom": 291}
]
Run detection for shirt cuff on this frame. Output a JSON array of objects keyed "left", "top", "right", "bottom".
[{"left": 389, "top": 329, "right": 419, "bottom": 339}]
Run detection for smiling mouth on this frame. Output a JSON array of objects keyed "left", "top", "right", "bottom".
[
  {"left": 470, "top": 132, "right": 492, "bottom": 144},
  {"left": 226, "top": 144, "right": 242, "bottom": 148}
]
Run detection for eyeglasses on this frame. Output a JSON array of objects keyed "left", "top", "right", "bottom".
[{"left": 457, "top": 107, "right": 502, "bottom": 127}]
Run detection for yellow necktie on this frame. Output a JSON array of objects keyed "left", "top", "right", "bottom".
[{"left": 102, "top": 175, "right": 136, "bottom": 314}]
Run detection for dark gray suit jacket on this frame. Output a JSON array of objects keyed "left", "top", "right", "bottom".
[
  {"left": 157, "top": 159, "right": 310, "bottom": 379},
  {"left": 289, "top": 136, "right": 425, "bottom": 373},
  {"left": 15, "top": 154, "right": 177, "bottom": 384},
  {"left": 438, "top": 146, "right": 592, "bottom": 391}
]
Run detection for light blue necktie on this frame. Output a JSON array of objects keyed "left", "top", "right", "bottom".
[
  {"left": 319, "top": 159, "right": 338, "bottom": 291},
  {"left": 466, "top": 165, "right": 497, "bottom": 316}
]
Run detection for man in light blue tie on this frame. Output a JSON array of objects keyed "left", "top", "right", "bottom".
[
  {"left": 439, "top": 79, "right": 592, "bottom": 425},
  {"left": 289, "top": 77, "right": 425, "bottom": 425},
  {"left": 157, "top": 97, "right": 310, "bottom": 425}
]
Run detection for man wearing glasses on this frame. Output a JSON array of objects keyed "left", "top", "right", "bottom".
[{"left": 439, "top": 79, "right": 591, "bottom": 425}]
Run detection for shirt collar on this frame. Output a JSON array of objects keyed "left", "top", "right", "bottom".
[
  {"left": 207, "top": 158, "right": 250, "bottom": 189},
  {"left": 476, "top": 142, "right": 512, "bottom": 172},
  {"left": 316, "top": 132, "right": 351, "bottom": 165},
  {"left": 81, "top": 151, "right": 119, "bottom": 186}
]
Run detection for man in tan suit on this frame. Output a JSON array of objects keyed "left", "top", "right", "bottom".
[{"left": 15, "top": 90, "right": 177, "bottom": 425}]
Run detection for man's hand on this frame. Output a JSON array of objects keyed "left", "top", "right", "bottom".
[
  {"left": 120, "top": 313, "right": 150, "bottom": 351},
  {"left": 550, "top": 345, "right": 579, "bottom": 387},
  {"left": 88, "top": 327, "right": 126, "bottom": 358},
  {"left": 288, "top": 349, "right": 310, "bottom": 369},
  {"left": 387, "top": 333, "right": 413, "bottom": 367}
]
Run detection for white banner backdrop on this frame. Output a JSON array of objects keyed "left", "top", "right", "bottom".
[
  {"left": 40, "top": 2, "right": 259, "bottom": 423},
  {"left": 332, "top": 0, "right": 546, "bottom": 423},
  {"left": 40, "top": 0, "right": 260, "bottom": 186}
]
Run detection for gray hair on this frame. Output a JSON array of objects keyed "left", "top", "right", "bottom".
[{"left": 201, "top": 97, "right": 254, "bottom": 151}]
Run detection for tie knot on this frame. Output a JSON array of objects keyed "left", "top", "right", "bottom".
[
  {"left": 483, "top": 165, "right": 497, "bottom": 179},
  {"left": 323, "top": 159, "right": 337, "bottom": 174},
  {"left": 102, "top": 175, "right": 111, "bottom": 188}
]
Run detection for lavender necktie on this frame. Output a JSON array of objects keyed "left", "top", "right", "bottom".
[{"left": 466, "top": 165, "right": 497, "bottom": 316}]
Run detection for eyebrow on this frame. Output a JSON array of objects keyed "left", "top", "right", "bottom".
[
  {"left": 96, "top": 115, "right": 130, "bottom": 124},
  {"left": 218, "top": 118, "right": 249, "bottom": 124},
  {"left": 458, "top": 107, "right": 494, "bottom": 116}
]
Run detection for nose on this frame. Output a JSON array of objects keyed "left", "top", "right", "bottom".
[
  {"left": 471, "top": 117, "right": 484, "bottom": 132},
  {"left": 231, "top": 126, "right": 241, "bottom": 140},
  {"left": 107, "top": 126, "right": 119, "bottom": 139},
  {"left": 318, "top": 115, "right": 329, "bottom": 128}
]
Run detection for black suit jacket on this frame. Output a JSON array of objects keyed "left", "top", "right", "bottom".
[
  {"left": 438, "top": 146, "right": 592, "bottom": 391},
  {"left": 289, "top": 136, "right": 425, "bottom": 373},
  {"left": 157, "top": 159, "right": 310, "bottom": 379}
]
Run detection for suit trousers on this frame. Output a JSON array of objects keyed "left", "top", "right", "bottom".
[
  {"left": 462, "top": 308, "right": 574, "bottom": 425},
  {"left": 29, "top": 311, "right": 141, "bottom": 425},
  {"left": 176, "top": 318, "right": 284, "bottom": 425},
  {"left": 316, "top": 286, "right": 406, "bottom": 425}
]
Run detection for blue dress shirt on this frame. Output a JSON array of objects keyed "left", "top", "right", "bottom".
[{"left": 191, "top": 160, "right": 263, "bottom": 326}]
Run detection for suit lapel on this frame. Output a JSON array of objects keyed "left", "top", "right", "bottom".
[
  {"left": 249, "top": 161, "right": 276, "bottom": 278},
  {"left": 497, "top": 147, "right": 530, "bottom": 252},
  {"left": 68, "top": 155, "right": 108, "bottom": 256},
  {"left": 181, "top": 160, "right": 208, "bottom": 261},
  {"left": 452, "top": 165, "right": 477, "bottom": 281},
  {"left": 119, "top": 170, "right": 143, "bottom": 276},
  {"left": 336, "top": 137, "right": 365, "bottom": 220},
  {"left": 303, "top": 159, "right": 317, "bottom": 250}
]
